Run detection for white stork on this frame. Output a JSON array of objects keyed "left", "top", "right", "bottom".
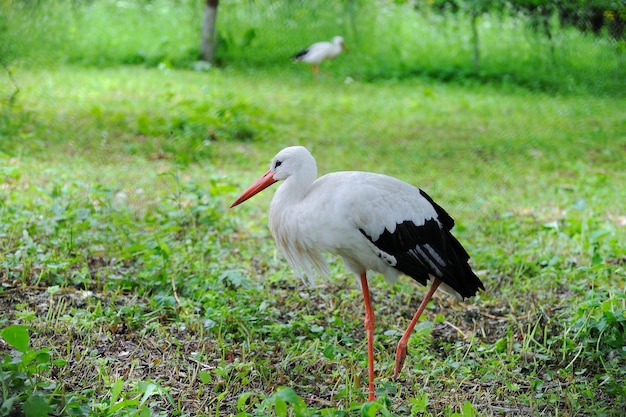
[
  {"left": 292, "top": 36, "right": 348, "bottom": 79},
  {"left": 231, "top": 146, "right": 484, "bottom": 401}
]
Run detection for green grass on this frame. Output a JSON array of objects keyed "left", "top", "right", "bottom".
[
  {"left": 1, "top": 0, "right": 626, "bottom": 415},
  {"left": 1, "top": 64, "right": 625, "bottom": 416}
]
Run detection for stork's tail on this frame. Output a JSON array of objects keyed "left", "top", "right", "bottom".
[
  {"left": 446, "top": 231, "right": 484, "bottom": 299},
  {"left": 292, "top": 49, "right": 308, "bottom": 62}
]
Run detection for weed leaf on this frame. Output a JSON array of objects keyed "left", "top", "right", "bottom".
[
  {"left": 409, "top": 392, "right": 428, "bottom": 413},
  {"left": 199, "top": 371, "right": 212, "bottom": 383},
  {"left": 461, "top": 401, "right": 476, "bottom": 417},
  {"left": 109, "top": 379, "right": 125, "bottom": 407},
  {"left": 23, "top": 394, "right": 52, "bottom": 417},
  {"left": 274, "top": 398, "right": 287, "bottom": 417},
  {"left": 0, "top": 325, "right": 30, "bottom": 353},
  {"left": 361, "top": 398, "right": 394, "bottom": 417},
  {"left": 0, "top": 397, "right": 18, "bottom": 417},
  {"left": 138, "top": 382, "right": 158, "bottom": 405}
]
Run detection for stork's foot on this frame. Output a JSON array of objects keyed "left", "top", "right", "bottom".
[{"left": 393, "top": 340, "right": 408, "bottom": 378}]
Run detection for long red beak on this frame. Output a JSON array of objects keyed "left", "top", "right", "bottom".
[{"left": 230, "top": 170, "right": 278, "bottom": 208}]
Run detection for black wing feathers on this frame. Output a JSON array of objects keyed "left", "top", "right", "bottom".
[
  {"left": 292, "top": 48, "right": 310, "bottom": 61},
  {"left": 360, "top": 204, "right": 484, "bottom": 298},
  {"left": 419, "top": 189, "right": 454, "bottom": 231}
]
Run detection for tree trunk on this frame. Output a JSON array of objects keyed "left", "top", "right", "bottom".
[
  {"left": 541, "top": 9, "right": 555, "bottom": 62},
  {"left": 470, "top": 10, "right": 480, "bottom": 74},
  {"left": 0, "top": 58, "right": 20, "bottom": 105},
  {"left": 200, "top": 0, "right": 219, "bottom": 63}
]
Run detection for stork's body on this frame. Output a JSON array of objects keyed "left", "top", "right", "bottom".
[
  {"left": 292, "top": 36, "right": 348, "bottom": 79},
  {"left": 231, "top": 146, "right": 484, "bottom": 401}
]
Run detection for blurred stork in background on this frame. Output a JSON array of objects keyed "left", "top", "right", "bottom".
[{"left": 292, "top": 36, "right": 348, "bottom": 79}]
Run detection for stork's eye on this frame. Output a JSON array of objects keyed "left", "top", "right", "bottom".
[{"left": 275, "top": 160, "right": 282, "bottom": 168}]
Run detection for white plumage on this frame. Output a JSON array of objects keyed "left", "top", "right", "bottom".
[
  {"left": 292, "top": 36, "right": 348, "bottom": 78},
  {"left": 271, "top": 170, "right": 437, "bottom": 284},
  {"left": 231, "top": 146, "right": 484, "bottom": 401}
]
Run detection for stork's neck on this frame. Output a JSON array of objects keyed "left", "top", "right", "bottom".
[{"left": 272, "top": 161, "right": 317, "bottom": 208}]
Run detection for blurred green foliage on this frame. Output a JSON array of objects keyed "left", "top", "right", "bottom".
[{"left": 1, "top": 0, "right": 624, "bottom": 95}]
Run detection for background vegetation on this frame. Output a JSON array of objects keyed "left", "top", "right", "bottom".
[
  {"left": 1, "top": 0, "right": 625, "bottom": 416},
  {"left": 2, "top": 0, "right": 625, "bottom": 93}
]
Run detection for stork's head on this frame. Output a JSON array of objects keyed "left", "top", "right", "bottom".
[
  {"left": 269, "top": 146, "right": 315, "bottom": 181},
  {"left": 230, "top": 146, "right": 317, "bottom": 208},
  {"left": 333, "top": 36, "right": 349, "bottom": 52}
]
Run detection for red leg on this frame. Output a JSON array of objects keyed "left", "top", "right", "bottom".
[
  {"left": 359, "top": 273, "right": 376, "bottom": 401},
  {"left": 394, "top": 278, "right": 441, "bottom": 378},
  {"left": 312, "top": 64, "right": 320, "bottom": 80}
]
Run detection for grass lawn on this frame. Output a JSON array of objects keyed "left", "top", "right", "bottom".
[{"left": 1, "top": 65, "right": 625, "bottom": 416}]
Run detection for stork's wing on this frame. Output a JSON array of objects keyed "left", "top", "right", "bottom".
[
  {"left": 357, "top": 187, "right": 483, "bottom": 299},
  {"left": 309, "top": 171, "right": 484, "bottom": 298},
  {"left": 292, "top": 41, "right": 332, "bottom": 63},
  {"left": 292, "top": 47, "right": 310, "bottom": 61}
]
